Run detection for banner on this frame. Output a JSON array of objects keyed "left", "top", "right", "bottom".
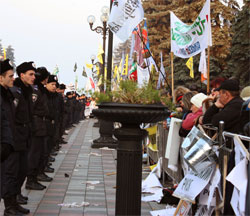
[
  {"left": 157, "top": 52, "right": 165, "bottom": 89},
  {"left": 97, "top": 45, "right": 104, "bottom": 64},
  {"left": 170, "top": 0, "right": 212, "bottom": 58},
  {"left": 82, "top": 66, "right": 87, "bottom": 77},
  {"left": 137, "top": 65, "right": 149, "bottom": 87},
  {"left": 108, "top": 0, "right": 144, "bottom": 42},
  {"left": 146, "top": 125, "right": 157, "bottom": 152}
]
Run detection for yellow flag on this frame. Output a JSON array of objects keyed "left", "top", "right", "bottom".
[
  {"left": 3, "top": 48, "right": 6, "bottom": 60},
  {"left": 146, "top": 125, "right": 157, "bottom": 152},
  {"left": 96, "top": 66, "right": 100, "bottom": 75},
  {"left": 186, "top": 57, "right": 194, "bottom": 78},
  {"left": 97, "top": 45, "right": 104, "bottom": 64},
  {"left": 104, "top": 67, "right": 107, "bottom": 81},
  {"left": 86, "top": 63, "right": 93, "bottom": 69},
  {"left": 113, "top": 65, "right": 118, "bottom": 78},
  {"left": 97, "top": 75, "right": 102, "bottom": 86},
  {"left": 122, "top": 54, "right": 129, "bottom": 75}
]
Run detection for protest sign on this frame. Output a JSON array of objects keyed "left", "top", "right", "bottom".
[
  {"left": 170, "top": 0, "right": 212, "bottom": 58},
  {"left": 173, "top": 164, "right": 215, "bottom": 202}
]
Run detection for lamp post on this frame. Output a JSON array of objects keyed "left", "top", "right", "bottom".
[
  {"left": 87, "top": 6, "right": 117, "bottom": 149},
  {"left": 87, "top": 6, "right": 109, "bottom": 92}
]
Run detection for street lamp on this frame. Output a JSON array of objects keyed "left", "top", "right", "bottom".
[{"left": 87, "top": 7, "right": 109, "bottom": 92}]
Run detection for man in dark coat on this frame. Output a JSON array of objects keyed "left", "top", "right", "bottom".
[
  {"left": 203, "top": 79, "right": 244, "bottom": 133},
  {"left": 44, "top": 75, "right": 59, "bottom": 173},
  {"left": 2, "top": 61, "right": 36, "bottom": 215},
  {"left": 203, "top": 79, "right": 244, "bottom": 215},
  {"left": 26, "top": 67, "right": 52, "bottom": 191},
  {"left": 0, "top": 59, "right": 14, "bottom": 163}
]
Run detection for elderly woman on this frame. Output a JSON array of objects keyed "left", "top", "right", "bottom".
[{"left": 179, "top": 93, "right": 208, "bottom": 137}]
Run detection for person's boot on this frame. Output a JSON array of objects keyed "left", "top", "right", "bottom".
[
  {"left": 16, "top": 194, "right": 27, "bottom": 205},
  {"left": 25, "top": 177, "right": 46, "bottom": 190},
  {"left": 37, "top": 173, "right": 53, "bottom": 182},
  {"left": 44, "top": 166, "right": 54, "bottom": 173},
  {"left": 48, "top": 156, "right": 55, "bottom": 162},
  {"left": 16, "top": 203, "right": 30, "bottom": 215},
  {"left": 19, "top": 194, "right": 28, "bottom": 201},
  {"left": 3, "top": 196, "right": 23, "bottom": 216}
]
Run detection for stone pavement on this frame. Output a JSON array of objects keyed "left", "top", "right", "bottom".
[{"left": 0, "top": 118, "right": 165, "bottom": 216}]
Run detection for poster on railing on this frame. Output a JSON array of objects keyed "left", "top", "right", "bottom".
[{"left": 173, "top": 164, "right": 215, "bottom": 202}]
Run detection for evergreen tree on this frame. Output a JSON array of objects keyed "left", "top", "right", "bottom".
[
  {"left": 226, "top": 1, "right": 250, "bottom": 86},
  {"left": 6, "top": 45, "right": 16, "bottom": 67},
  {"left": 0, "top": 40, "right": 4, "bottom": 59},
  {"left": 142, "top": 0, "right": 240, "bottom": 87}
]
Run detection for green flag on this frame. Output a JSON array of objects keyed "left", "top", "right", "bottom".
[
  {"left": 82, "top": 66, "right": 87, "bottom": 77},
  {"left": 53, "top": 65, "right": 59, "bottom": 75},
  {"left": 74, "top": 62, "right": 77, "bottom": 72}
]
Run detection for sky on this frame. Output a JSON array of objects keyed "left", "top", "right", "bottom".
[
  {"left": 0, "top": 0, "right": 244, "bottom": 90},
  {"left": 0, "top": 0, "right": 119, "bottom": 89}
]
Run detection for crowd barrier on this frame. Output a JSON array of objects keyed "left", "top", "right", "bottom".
[{"left": 145, "top": 120, "right": 250, "bottom": 215}]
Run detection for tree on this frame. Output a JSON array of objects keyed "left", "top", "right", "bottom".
[
  {"left": 0, "top": 40, "right": 3, "bottom": 58},
  {"left": 226, "top": 1, "right": 250, "bottom": 87},
  {"left": 142, "top": 0, "right": 240, "bottom": 87},
  {"left": 6, "top": 45, "right": 16, "bottom": 67}
]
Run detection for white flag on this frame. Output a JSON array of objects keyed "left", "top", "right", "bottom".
[
  {"left": 137, "top": 65, "right": 150, "bottom": 87},
  {"left": 171, "top": 0, "right": 212, "bottom": 58},
  {"left": 199, "top": 50, "right": 207, "bottom": 78},
  {"left": 108, "top": 0, "right": 144, "bottom": 42},
  {"left": 157, "top": 52, "right": 165, "bottom": 89}
]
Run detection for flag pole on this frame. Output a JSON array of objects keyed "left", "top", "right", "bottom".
[
  {"left": 207, "top": 46, "right": 210, "bottom": 94},
  {"left": 171, "top": 52, "right": 174, "bottom": 102}
]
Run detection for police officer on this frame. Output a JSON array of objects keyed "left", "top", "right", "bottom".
[{"left": 26, "top": 67, "right": 52, "bottom": 191}]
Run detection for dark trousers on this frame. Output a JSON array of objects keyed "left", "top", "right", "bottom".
[
  {"left": 27, "top": 136, "right": 45, "bottom": 177},
  {"left": 1, "top": 150, "right": 28, "bottom": 198}
]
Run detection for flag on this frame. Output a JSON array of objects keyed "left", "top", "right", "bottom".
[
  {"left": 129, "top": 62, "right": 137, "bottom": 81},
  {"left": 86, "top": 63, "right": 93, "bottom": 69},
  {"left": 97, "top": 45, "right": 104, "bottom": 64},
  {"left": 3, "top": 48, "right": 6, "bottom": 60},
  {"left": 96, "top": 66, "right": 100, "bottom": 75},
  {"left": 157, "top": 52, "right": 166, "bottom": 89},
  {"left": 108, "top": 0, "right": 144, "bottom": 42},
  {"left": 137, "top": 65, "right": 150, "bottom": 87},
  {"left": 186, "top": 57, "right": 194, "bottom": 78},
  {"left": 199, "top": 50, "right": 207, "bottom": 84},
  {"left": 122, "top": 54, "right": 128, "bottom": 75},
  {"left": 104, "top": 67, "right": 107, "bottom": 81},
  {"left": 132, "top": 24, "right": 144, "bottom": 66},
  {"left": 97, "top": 75, "right": 102, "bottom": 86},
  {"left": 142, "top": 20, "right": 150, "bottom": 54},
  {"left": 53, "top": 65, "right": 59, "bottom": 75},
  {"left": 82, "top": 66, "right": 87, "bottom": 77},
  {"left": 74, "top": 63, "right": 77, "bottom": 72},
  {"left": 75, "top": 75, "right": 78, "bottom": 90},
  {"left": 170, "top": 0, "right": 212, "bottom": 58},
  {"left": 89, "top": 77, "right": 95, "bottom": 89}
]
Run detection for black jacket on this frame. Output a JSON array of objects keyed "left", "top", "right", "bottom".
[
  {"left": 10, "top": 78, "right": 33, "bottom": 151},
  {"left": 0, "top": 87, "right": 15, "bottom": 162},
  {"left": 203, "top": 96, "right": 244, "bottom": 133},
  {"left": 32, "top": 83, "right": 49, "bottom": 137}
]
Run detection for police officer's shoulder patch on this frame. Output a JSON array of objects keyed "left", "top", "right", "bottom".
[
  {"left": 32, "top": 93, "right": 38, "bottom": 102},
  {"left": 33, "top": 85, "right": 38, "bottom": 91}
]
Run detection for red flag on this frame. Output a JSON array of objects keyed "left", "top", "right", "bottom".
[{"left": 89, "top": 77, "right": 95, "bottom": 89}]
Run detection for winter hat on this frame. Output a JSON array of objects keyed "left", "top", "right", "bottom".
[
  {"left": 16, "top": 61, "right": 36, "bottom": 77},
  {"left": 217, "top": 79, "right": 240, "bottom": 91},
  {"left": 191, "top": 93, "right": 208, "bottom": 108},
  {"left": 59, "top": 84, "right": 66, "bottom": 90},
  {"left": 0, "top": 59, "right": 13, "bottom": 74},
  {"left": 36, "top": 67, "right": 50, "bottom": 82},
  {"left": 240, "top": 86, "right": 250, "bottom": 101},
  {"left": 47, "top": 75, "right": 58, "bottom": 83}
]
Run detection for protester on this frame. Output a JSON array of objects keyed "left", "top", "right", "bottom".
[
  {"left": 202, "top": 79, "right": 244, "bottom": 133},
  {"left": 179, "top": 92, "right": 207, "bottom": 137}
]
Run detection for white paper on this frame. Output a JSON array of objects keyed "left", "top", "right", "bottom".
[
  {"left": 150, "top": 207, "right": 176, "bottom": 216},
  {"left": 142, "top": 173, "right": 162, "bottom": 192},
  {"left": 173, "top": 164, "right": 215, "bottom": 202},
  {"left": 141, "top": 188, "right": 163, "bottom": 203},
  {"left": 86, "top": 181, "right": 100, "bottom": 185},
  {"left": 137, "top": 65, "right": 150, "bottom": 87},
  {"left": 58, "top": 201, "right": 90, "bottom": 208},
  {"left": 195, "top": 205, "right": 215, "bottom": 216},
  {"left": 165, "top": 117, "right": 182, "bottom": 159}
]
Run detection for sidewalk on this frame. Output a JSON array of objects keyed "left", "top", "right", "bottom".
[{"left": 0, "top": 119, "right": 165, "bottom": 216}]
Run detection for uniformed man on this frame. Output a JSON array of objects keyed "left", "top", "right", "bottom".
[
  {"left": 26, "top": 67, "right": 52, "bottom": 191},
  {"left": 2, "top": 61, "right": 36, "bottom": 215}
]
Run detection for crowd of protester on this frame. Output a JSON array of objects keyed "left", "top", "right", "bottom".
[
  {"left": 0, "top": 59, "right": 91, "bottom": 216},
  {"left": 162, "top": 77, "right": 249, "bottom": 215}
]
